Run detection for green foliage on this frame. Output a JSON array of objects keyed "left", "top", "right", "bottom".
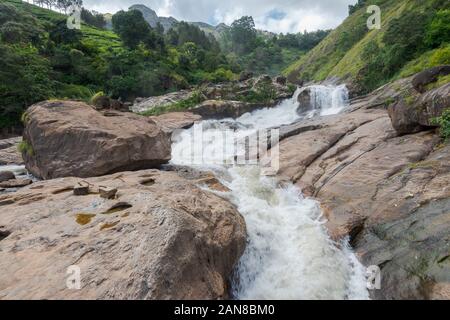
[
  {"left": 238, "top": 82, "right": 278, "bottom": 104},
  {"left": 18, "top": 140, "right": 34, "bottom": 156},
  {"left": 57, "top": 84, "right": 94, "bottom": 101},
  {"left": 0, "top": 1, "right": 240, "bottom": 129},
  {"left": 286, "top": 0, "right": 450, "bottom": 94},
  {"left": 399, "top": 44, "right": 450, "bottom": 78},
  {"left": 276, "top": 30, "right": 330, "bottom": 51},
  {"left": 90, "top": 91, "right": 106, "bottom": 104},
  {"left": 425, "top": 74, "right": 450, "bottom": 91},
  {"left": 0, "top": 44, "right": 55, "bottom": 128},
  {"left": 81, "top": 8, "right": 106, "bottom": 29},
  {"left": 425, "top": 9, "right": 450, "bottom": 48},
  {"left": 229, "top": 16, "right": 257, "bottom": 54},
  {"left": 112, "top": 10, "right": 160, "bottom": 50},
  {"left": 432, "top": 109, "right": 450, "bottom": 141},
  {"left": 348, "top": 0, "right": 366, "bottom": 15}
]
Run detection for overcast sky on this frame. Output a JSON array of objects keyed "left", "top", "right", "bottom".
[{"left": 83, "top": 0, "right": 355, "bottom": 33}]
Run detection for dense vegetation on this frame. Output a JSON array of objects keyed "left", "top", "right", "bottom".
[
  {"left": 285, "top": 0, "right": 450, "bottom": 94},
  {"left": 0, "top": 0, "right": 236, "bottom": 129},
  {"left": 221, "top": 16, "right": 329, "bottom": 75},
  {"left": 0, "top": 0, "right": 329, "bottom": 131}
]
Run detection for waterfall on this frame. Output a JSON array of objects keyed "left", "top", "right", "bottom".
[
  {"left": 298, "top": 84, "right": 349, "bottom": 118},
  {"left": 170, "top": 85, "right": 369, "bottom": 300}
]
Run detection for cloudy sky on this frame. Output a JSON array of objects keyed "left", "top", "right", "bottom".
[{"left": 83, "top": 0, "right": 355, "bottom": 33}]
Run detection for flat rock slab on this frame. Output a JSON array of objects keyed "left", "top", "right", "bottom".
[{"left": 0, "top": 169, "right": 246, "bottom": 300}]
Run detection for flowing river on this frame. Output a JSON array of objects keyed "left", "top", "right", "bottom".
[
  {"left": 171, "top": 84, "right": 370, "bottom": 300},
  {"left": 0, "top": 84, "right": 369, "bottom": 299}
]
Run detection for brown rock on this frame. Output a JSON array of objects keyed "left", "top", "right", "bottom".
[
  {"left": 0, "top": 171, "right": 15, "bottom": 182},
  {"left": 412, "top": 65, "right": 450, "bottom": 93},
  {"left": 296, "top": 87, "right": 313, "bottom": 114},
  {"left": 149, "top": 112, "right": 202, "bottom": 134},
  {"left": 0, "top": 169, "right": 246, "bottom": 299},
  {"left": 266, "top": 83, "right": 449, "bottom": 299},
  {"left": 21, "top": 100, "right": 171, "bottom": 179},
  {"left": 92, "top": 95, "right": 111, "bottom": 110},
  {"left": 131, "top": 90, "right": 194, "bottom": 114},
  {"left": 0, "top": 178, "right": 32, "bottom": 188},
  {"left": 388, "top": 83, "right": 450, "bottom": 134},
  {"left": 190, "top": 100, "right": 276, "bottom": 119},
  {"left": 0, "top": 137, "right": 23, "bottom": 165},
  {"left": 73, "top": 182, "right": 89, "bottom": 196},
  {"left": 99, "top": 186, "right": 117, "bottom": 199}
]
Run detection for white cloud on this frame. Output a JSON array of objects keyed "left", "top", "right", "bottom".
[{"left": 83, "top": 0, "right": 355, "bottom": 33}]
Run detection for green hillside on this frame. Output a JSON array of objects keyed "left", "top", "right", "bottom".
[
  {"left": 0, "top": 0, "right": 237, "bottom": 129},
  {"left": 284, "top": 0, "right": 450, "bottom": 94}
]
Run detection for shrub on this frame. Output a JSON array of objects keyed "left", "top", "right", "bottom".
[
  {"left": 425, "top": 9, "right": 450, "bottom": 48},
  {"left": 432, "top": 109, "right": 450, "bottom": 141},
  {"left": 18, "top": 140, "right": 34, "bottom": 156},
  {"left": 90, "top": 91, "right": 106, "bottom": 104}
]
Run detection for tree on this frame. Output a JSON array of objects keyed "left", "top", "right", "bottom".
[
  {"left": 425, "top": 9, "right": 450, "bottom": 48},
  {"left": 112, "top": 10, "right": 153, "bottom": 49},
  {"left": 230, "top": 16, "right": 257, "bottom": 54},
  {"left": 81, "top": 8, "right": 106, "bottom": 29}
]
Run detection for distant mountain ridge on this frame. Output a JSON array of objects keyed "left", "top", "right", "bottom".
[{"left": 127, "top": 4, "right": 228, "bottom": 37}]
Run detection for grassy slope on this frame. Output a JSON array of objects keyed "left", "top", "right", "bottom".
[
  {"left": 6, "top": 0, "right": 122, "bottom": 51},
  {"left": 284, "top": 0, "right": 449, "bottom": 87}
]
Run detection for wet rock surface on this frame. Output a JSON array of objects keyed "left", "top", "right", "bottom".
[
  {"left": 0, "top": 169, "right": 246, "bottom": 299},
  {"left": 269, "top": 81, "right": 450, "bottom": 299}
]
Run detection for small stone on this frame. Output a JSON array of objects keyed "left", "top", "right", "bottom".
[
  {"left": 99, "top": 187, "right": 117, "bottom": 199},
  {"left": 0, "top": 179, "right": 32, "bottom": 189},
  {"left": 0, "top": 171, "right": 15, "bottom": 182},
  {"left": 73, "top": 182, "right": 89, "bottom": 196}
]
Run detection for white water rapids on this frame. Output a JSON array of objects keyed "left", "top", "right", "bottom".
[{"left": 171, "top": 85, "right": 370, "bottom": 300}]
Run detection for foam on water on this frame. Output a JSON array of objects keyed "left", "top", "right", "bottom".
[{"left": 170, "top": 85, "right": 368, "bottom": 300}]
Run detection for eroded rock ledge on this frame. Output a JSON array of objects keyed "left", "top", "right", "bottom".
[
  {"left": 270, "top": 77, "right": 450, "bottom": 299},
  {"left": 0, "top": 169, "right": 246, "bottom": 300}
]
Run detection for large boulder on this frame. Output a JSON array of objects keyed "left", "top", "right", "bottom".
[
  {"left": 412, "top": 65, "right": 450, "bottom": 93},
  {"left": 388, "top": 83, "right": 450, "bottom": 135},
  {"left": 21, "top": 100, "right": 171, "bottom": 179},
  {"left": 0, "top": 169, "right": 246, "bottom": 299}
]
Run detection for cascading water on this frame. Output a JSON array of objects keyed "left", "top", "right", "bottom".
[
  {"left": 299, "top": 84, "right": 349, "bottom": 118},
  {"left": 171, "top": 85, "right": 368, "bottom": 299}
]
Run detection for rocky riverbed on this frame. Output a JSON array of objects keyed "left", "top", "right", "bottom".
[{"left": 0, "top": 68, "right": 448, "bottom": 300}]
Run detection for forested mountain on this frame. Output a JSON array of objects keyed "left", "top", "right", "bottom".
[{"left": 285, "top": 0, "right": 450, "bottom": 95}]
